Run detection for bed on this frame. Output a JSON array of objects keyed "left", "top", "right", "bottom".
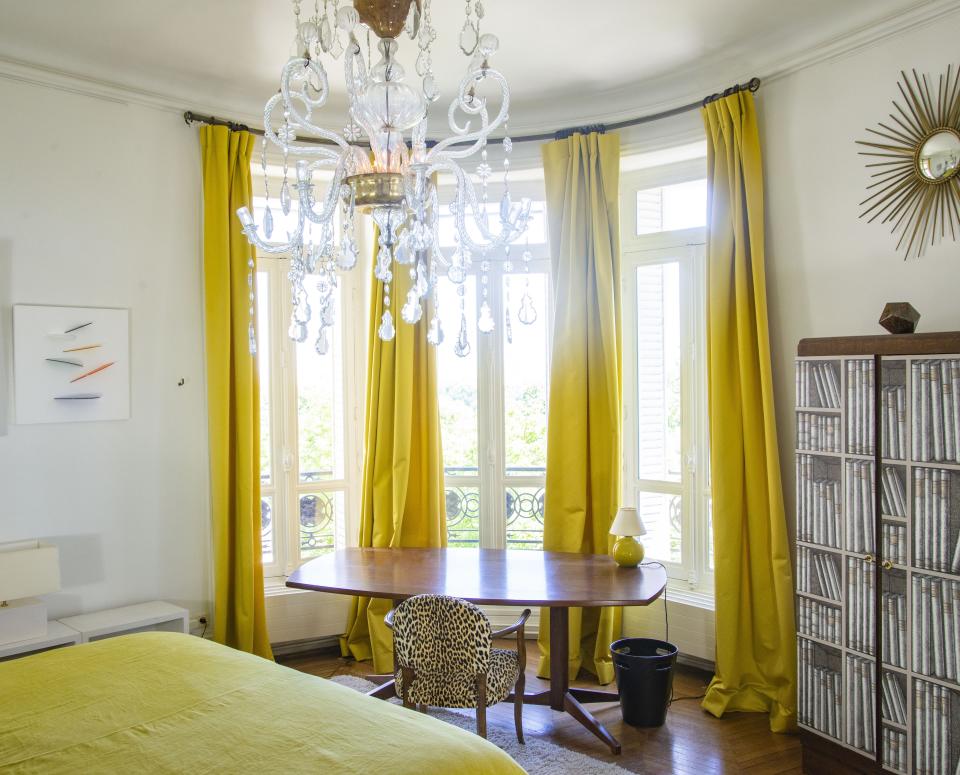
[{"left": 0, "top": 631, "right": 524, "bottom": 774}]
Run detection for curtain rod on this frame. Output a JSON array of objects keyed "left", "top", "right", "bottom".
[{"left": 182, "top": 77, "right": 760, "bottom": 147}]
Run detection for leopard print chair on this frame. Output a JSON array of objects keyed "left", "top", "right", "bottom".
[{"left": 385, "top": 594, "right": 530, "bottom": 742}]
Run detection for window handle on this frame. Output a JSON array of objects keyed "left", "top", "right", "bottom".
[{"left": 282, "top": 451, "right": 294, "bottom": 472}]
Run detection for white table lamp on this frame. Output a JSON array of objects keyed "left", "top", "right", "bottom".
[
  {"left": 0, "top": 540, "right": 60, "bottom": 645},
  {"left": 609, "top": 507, "right": 647, "bottom": 568}
]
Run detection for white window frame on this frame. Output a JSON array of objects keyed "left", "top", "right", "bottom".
[
  {"left": 256, "top": 246, "right": 365, "bottom": 583},
  {"left": 620, "top": 158, "right": 714, "bottom": 597},
  {"left": 437, "top": 180, "right": 552, "bottom": 551}
]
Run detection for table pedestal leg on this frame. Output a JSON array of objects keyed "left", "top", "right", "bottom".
[
  {"left": 564, "top": 691, "right": 622, "bottom": 754},
  {"left": 365, "top": 679, "right": 397, "bottom": 699},
  {"left": 547, "top": 605, "right": 622, "bottom": 755},
  {"left": 548, "top": 607, "right": 569, "bottom": 711}
]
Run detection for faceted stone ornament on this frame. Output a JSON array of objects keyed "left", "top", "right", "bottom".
[
  {"left": 879, "top": 302, "right": 920, "bottom": 334},
  {"left": 315, "top": 328, "right": 330, "bottom": 355},
  {"left": 459, "top": 20, "right": 478, "bottom": 55},
  {"left": 378, "top": 310, "right": 396, "bottom": 341},
  {"left": 288, "top": 321, "right": 308, "bottom": 343},
  {"left": 427, "top": 316, "right": 444, "bottom": 346},
  {"left": 477, "top": 301, "right": 495, "bottom": 333},
  {"left": 518, "top": 293, "right": 537, "bottom": 325},
  {"left": 262, "top": 206, "right": 274, "bottom": 240}
]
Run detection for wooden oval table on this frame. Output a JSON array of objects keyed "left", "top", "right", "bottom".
[{"left": 287, "top": 547, "right": 667, "bottom": 755}]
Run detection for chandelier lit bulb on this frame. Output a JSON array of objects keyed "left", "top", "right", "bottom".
[{"left": 236, "top": 0, "right": 533, "bottom": 358}]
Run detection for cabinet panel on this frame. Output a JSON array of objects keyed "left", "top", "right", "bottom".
[{"left": 797, "top": 344, "right": 960, "bottom": 774}]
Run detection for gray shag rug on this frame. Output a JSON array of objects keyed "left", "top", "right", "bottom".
[{"left": 331, "top": 675, "right": 638, "bottom": 774}]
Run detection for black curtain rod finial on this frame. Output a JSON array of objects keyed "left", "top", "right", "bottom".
[
  {"left": 702, "top": 77, "right": 762, "bottom": 108},
  {"left": 183, "top": 110, "right": 252, "bottom": 133}
]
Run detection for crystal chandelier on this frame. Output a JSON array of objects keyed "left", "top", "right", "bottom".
[{"left": 237, "top": 0, "right": 533, "bottom": 357}]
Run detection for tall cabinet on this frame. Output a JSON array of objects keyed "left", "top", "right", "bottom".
[{"left": 796, "top": 332, "right": 960, "bottom": 775}]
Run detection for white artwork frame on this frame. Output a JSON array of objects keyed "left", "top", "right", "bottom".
[{"left": 13, "top": 305, "right": 130, "bottom": 424}]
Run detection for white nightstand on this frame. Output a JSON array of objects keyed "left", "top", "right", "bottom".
[
  {"left": 0, "top": 620, "right": 81, "bottom": 661},
  {"left": 58, "top": 601, "right": 189, "bottom": 643}
]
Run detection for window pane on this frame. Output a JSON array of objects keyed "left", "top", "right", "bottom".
[
  {"left": 636, "top": 179, "right": 706, "bottom": 235},
  {"left": 504, "top": 273, "right": 548, "bottom": 476},
  {"left": 261, "top": 495, "right": 274, "bottom": 564},
  {"left": 257, "top": 272, "right": 271, "bottom": 487},
  {"left": 636, "top": 262, "right": 682, "bottom": 483},
  {"left": 438, "top": 276, "right": 479, "bottom": 477},
  {"left": 638, "top": 491, "right": 681, "bottom": 564},
  {"left": 505, "top": 486, "right": 544, "bottom": 550},
  {"left": 299, "top": 490, "right": 343, "bottom": 560},
  {"left": 446, "top": 485, "right": 480, "bottom": 547},
  {"left": 297, "top": 280, "right": 344, "bottom": 482}
]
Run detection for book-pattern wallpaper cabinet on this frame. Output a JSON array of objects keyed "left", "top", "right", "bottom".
[{"left": 796, "top": 333, "right": 960, "bottom": 775}]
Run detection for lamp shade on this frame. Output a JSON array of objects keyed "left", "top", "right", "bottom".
[
  {"left": 609, "top": 507, "right": 647, "bottom": 537},
  {"left": 0, "top": 540, "right": 60, "bottom": 602}
]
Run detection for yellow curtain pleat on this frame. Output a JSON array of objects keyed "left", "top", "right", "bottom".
[
  {"left": 699, "top": 92, "right": 796, "bottom": 732},
  {"left": 340, "top": 237, "right": 447, "bottom": 674},
  {"left": 199, "top": 125, "right": 273, "bottom": 660},
  {"left": 536, "top": 132, "right": 622, "bottom": 685}
]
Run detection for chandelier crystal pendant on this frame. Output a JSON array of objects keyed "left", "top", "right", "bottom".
[{"left": 236, "top": 0, "right": 534, "bottom": 357}]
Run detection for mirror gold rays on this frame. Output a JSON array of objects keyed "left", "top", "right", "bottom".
[{"left": 857, "top": 66, "right": 960, "bottom": 258}]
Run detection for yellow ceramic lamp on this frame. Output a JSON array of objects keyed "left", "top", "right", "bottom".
[{"left": 610, "top": 507, "right": 647, "bottom": 568}]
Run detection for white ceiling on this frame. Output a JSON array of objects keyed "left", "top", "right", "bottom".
[{"left": 0, "top": 0, "right": 938, "bottom": 133}]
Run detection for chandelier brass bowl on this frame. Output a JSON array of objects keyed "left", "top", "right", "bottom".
[
  {"left": 857, "top": 66, "right": 960, "bottom": 258},
  {"left": 354, "top": 0, "right": 421, "bottom": 38},
  {"left": 345, "top": 171, "right": 406, "bottom": 208}
]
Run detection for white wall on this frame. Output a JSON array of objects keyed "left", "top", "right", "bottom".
[
  {"left": 761, "top": 10, "right": 960, "bottom": 548},
  {"left": 0, "top": 79, "right": 211, "bottom": 621}
]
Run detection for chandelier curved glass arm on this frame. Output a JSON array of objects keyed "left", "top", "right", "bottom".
[
  {"left": 422, "top": 160, "right": 531, "bottom": 256},
  {"left": 427, "top": 68, "right": 509, "bottom": 161}
]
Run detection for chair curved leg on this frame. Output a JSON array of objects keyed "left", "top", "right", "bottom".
[
  {"left": 400, "top": 666, "right": 415, "bottom": 709},
  {"left": 476, "top": 674, "right": 488, "bottom": 739},
  {"left": 514, "top": 671, "right": 525, "bottom": 744}
]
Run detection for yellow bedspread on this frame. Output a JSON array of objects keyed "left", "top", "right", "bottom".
[{"left": 0, "top": 632, "right": 524, "bottom": 774}]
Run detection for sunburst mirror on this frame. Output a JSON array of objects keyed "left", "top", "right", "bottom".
[{"left": 857, "top": 66, "right": 960, "bottom": 258}]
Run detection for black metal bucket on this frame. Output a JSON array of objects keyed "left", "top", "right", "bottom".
[{"left": 610, "top": 637, "right": 678, "bottom": 727}]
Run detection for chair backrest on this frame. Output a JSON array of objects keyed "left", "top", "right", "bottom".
[{"left": 392, "top": 594, "right": 492, "bottom": 677}]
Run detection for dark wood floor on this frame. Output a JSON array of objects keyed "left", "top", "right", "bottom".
[{"left": 280, "top": 642, "right": 801, "bottom": 775}]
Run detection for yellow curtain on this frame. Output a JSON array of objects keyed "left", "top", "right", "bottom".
[
  {"left": 699, "top": 92, "right": 795, "bottom": 732},
  {"left": 199, "top": 125, "right": 273, "bottom": 660},
  {"left": 537, "top": 132, "right": 622, "bottom": 685},
  {"left": 340, "top": 239, "right": 447, "bottom": 674}
]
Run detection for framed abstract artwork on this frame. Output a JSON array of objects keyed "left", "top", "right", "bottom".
[{"left": 13, "top": 305, "right": 130, "bottom": 424}]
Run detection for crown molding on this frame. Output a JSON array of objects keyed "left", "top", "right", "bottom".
[
  {"left": 0, "top": 0, "right": 956, "bottom": 136},
  {"left": 0, "top": 54, "right": 264, "bottom": 126},
  {"left": 763, "top": 0, "right": 960, "bottom": 83}
]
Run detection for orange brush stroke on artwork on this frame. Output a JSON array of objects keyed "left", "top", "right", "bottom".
[
  {"left": 70, "top": 361, "right": 115, "bottom": 383},
  {"left": 63, "top": 343, "right": 102, "bottom": 352}
]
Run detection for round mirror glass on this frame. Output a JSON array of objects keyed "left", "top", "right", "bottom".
[{"left": 918, "top": 130, "right": 960, "bottom": 181}]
